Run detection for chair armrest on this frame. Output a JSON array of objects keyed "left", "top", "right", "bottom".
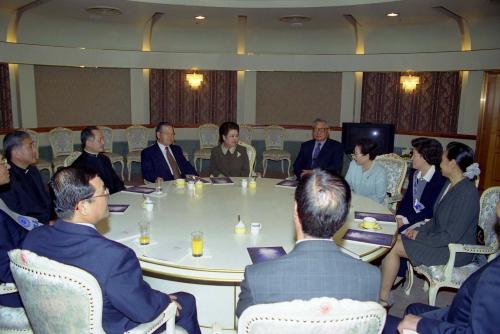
[
  {"left": 386, "top": 193, "right": 403, "bottom": 204},
  {"left": 124, "top": 302, "right": 177, "bottom": 334},
  {"left": 0, "top": 282, "right": 18, "bottom": 295},
  {"left": 443, "top": 244, "right": 496, "bottom": 281}
]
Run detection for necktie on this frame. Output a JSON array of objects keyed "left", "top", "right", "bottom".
[
  {"left": 165, "top": 147, "right": 181, "bottom": 179},
  {"left": 311, "top": 142, "right": 321, "bottom": 169}
]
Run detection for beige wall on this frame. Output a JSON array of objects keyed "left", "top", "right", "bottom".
[
  {"left": 256, "top": 72, "right": 342, "bottom": 125},
  {"left": 34, "top": 66, "right": 131, "bottom": 127}
]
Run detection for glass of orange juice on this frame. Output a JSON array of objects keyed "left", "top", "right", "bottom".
[
  {"left": 191, "top": 231, "right": 203, "bottom": 257},
  {"left": 138, "top": 221, "right": 151, "bottom": 245}
]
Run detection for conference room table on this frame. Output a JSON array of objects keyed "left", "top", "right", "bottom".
[{"left": 98, "top": 177, "right": 397, "bottom": 332}]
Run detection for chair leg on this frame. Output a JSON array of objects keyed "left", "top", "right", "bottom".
[
  {"left": 286, "top": 158, "right": 290, "bottom": 177},
  {"left": 404, "top": 262, "right": 414, "bottom": 296},
  {"left": 281, "top": 160, "right": 284, "bottom": 173},
  {"left": 428, "top": 285, "right": 439, "bottom": 306},
  {"left": 423, "top": 280, "right": 429, "bottom": 292},
  {"left": 262, "top": 159, "right": 267, "bottom": 177},
  {"left": 127, "top": 162, "right": 132, "bottom": 181},
  {"left": 119, "top": 161, "right": 124, "bottom": 181}
]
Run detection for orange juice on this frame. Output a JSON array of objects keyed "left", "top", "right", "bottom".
[{"left": 192, "top": 238, "right": 203, "bottom": 257}]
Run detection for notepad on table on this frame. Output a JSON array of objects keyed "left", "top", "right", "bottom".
[
  {"left": 210, "top": 176, "right": 234, "bottom": 185},
  {"left": 342, "top": 229, "right": 394, "bottom": 248},
  {"left": 247, "top": 247, "right": 286, "bottom": 264},
  {"left": 122, "top": 186, "right": 155, "bottom": 194},
  {"left": 275, "top": 180, "right": 298, "bottom": 188},
  {"left": 108, "top": 204, "right": 129, "bottom": 214}
]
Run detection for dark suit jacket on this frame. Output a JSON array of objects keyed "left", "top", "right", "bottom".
[
  {"left": 22, "top": 220, "right": 169, "bottom": 334},
  {"left": 72, "top": 151, "right": 125, "bottom": 194},
  {"left": 293, "top": 139, "right": 344, "bottom": 178},
  {"left": 0, "top": 164, "right": 52, "bottom": 224},
  {"left": 416, "top": 256, "right": 500, "bottom": 334},
  {"left": 0, "top": 209, "right": 27, "bottom": 307},
  {"left": 397, "top": 168, "right": 446, "bottom": 227},
  {"left": 141, "top": 143, "right": 197, "bottom": 183},
  {"left": 236, "top": 240, "right": 380, "bottom": 317}
]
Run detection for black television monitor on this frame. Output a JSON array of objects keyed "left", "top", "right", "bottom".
[{"left": 341, "top": 123, "right": 395, "bottom": 155}]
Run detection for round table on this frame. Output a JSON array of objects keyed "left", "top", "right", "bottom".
[{"left": 98, "top": 177, "right": 396, "bottom": 331}]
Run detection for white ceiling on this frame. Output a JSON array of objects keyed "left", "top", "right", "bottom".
[{"left": 1, "top": 0, "right": 499, "bottom": 30}]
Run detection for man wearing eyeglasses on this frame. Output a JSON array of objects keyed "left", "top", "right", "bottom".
[
  {"left": 293, "top": 118, "right": 344, "bottom": 178},
  {"left": 22, "top": 167, "right": 201, "bottom": 334},
  {"left": 0, "top": 130, "right": 53, "bottom": 224}
]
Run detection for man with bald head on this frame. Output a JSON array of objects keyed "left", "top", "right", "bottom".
[{"left": 236, "top": 170, "right": 380, "bottom": 317}]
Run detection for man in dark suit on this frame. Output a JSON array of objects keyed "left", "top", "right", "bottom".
[
  {"left": 0, "top": 130, "right": 52, "bottom": 224},
  {"left": 293, "top": 118, "right": 344, "bottom": 178},
  {"left": 72, "top": 126, "right": 125, "bottom": 194},
  {"left": 141, "top": 122, "right": 197, "bottom": 183},
  {"left": 235, "top": 170, "right": 380, "bottom": 318},
  {"left": 22, "top": 167, "right": 201, "bottom": 334},
  {"left": 0, "top": 153, "right": 27, "bottom": 308}
]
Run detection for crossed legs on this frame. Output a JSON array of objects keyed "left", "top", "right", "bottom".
[{"left": 380, "top": 236, "right": 409, "bottom": 302}]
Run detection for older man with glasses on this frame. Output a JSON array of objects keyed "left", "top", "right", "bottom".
[{"left": 293, "top": 118, "right": 344, "bottom": 178}]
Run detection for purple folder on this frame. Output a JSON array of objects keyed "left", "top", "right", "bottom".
[
  {"left": 247, "top": 247, "right": 286, "bottom": 264},
  {"left": 343, "top": 229, "right": 394, "bottom": 248},
  {"left": 354, "top": 211, "right": 395, "bottom": 223},
  {"left": 108, "top": 204, "right": 130, "bottom": 213},
  {"left": 210, "top": 176, "right": 234, "bottom": 185},
  {"left": 275, "top": 180, "right": 298, "bottom": 188},
  {"left": 123, "top": 186, "right": 155, "bottom": 194}
]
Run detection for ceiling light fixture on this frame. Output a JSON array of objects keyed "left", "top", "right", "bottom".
[
  {"left": 195, "top": 15, "right": 205, "bottom": 20},
  {"left": 386, "top": 12, "right": 399, "bottom": 17},
  {"left": 279, "top": 15, "right": 311, "bottom": 27},
  {"left": 86, "top": 6, "right": 122, "bottom": 17}
]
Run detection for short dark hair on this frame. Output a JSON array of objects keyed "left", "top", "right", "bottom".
[
  {"left": 356, "top": 138, "right": 378, "bottom": 160},
  {"left": 51, "top": 167, "right": 98, "bottom": 220},
  {"left": 295, "top": 170, "right": 351, "bottom": 238},
  {"left": 411, "top": 137, "right": 443, "bottom": 166},
  {"left": 3, "top": 130, "right": 31, "bottom": 161},
  {"left": 445, "top": 141, "right": 475, "bottom": 173},
  {"left": 80, "top": 126, "right": 99, "bottom": 149},
  {"left": 219, "top": 122, "right": 239, "bottom": 143},
  {"left": 155, "top": 121, "right": 173, "bottom": 134}
]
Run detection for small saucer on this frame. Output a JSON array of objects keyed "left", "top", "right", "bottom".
[{"left": 359, "top": 222, "right": 382, "bottom": 230}]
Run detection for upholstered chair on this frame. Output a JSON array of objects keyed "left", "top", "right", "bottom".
[
  {"left": 0, "top": 283, "right": 33, "bottom": 334},
  {"left": 193, "top": 124, "right": 219, "bottom": 173},
  {"left": 21, "top": 129, "right": 53, "bottom": 178},
  {"left": 238, "top": 141, "right": 257, "bottom": 177},
  {"left": 262, "top": 125, "right": 291, "bottom": 177},
  {"left": 237, "top": 297, "right": 386, "bottom": 334},
  {"left": 8, "top": 249, "right": 179, "bottom": 334},
  {"left": 48, "top": 127, "right": 74, "bottom": 172},
  {"left": 125, "top": 125, "right": 149, "bottom": 181},
  {"left": 63, "top": 151, "right": 82, "bottom": 167},
  {"left": 375, "top": 153, "right": 408, "bottom": 211},
  {"left": 239, "top": 125, "right": 253, "bottom": 147},
  {"left": 404, "top": 186, "right": 500, "bottom": 305},
  {"left": 98, "top": 126, "right": 125, "bottom": 180}
]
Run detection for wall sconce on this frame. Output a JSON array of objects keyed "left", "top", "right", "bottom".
[
  {"left": 400, "top": 74, "right": 420, "bottom": 93},
  {"left": 186, "top": 72, "right": 203, "bottom": 89}
]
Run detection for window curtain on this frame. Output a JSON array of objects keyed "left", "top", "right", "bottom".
[
  {"left": 361, "top": 72, "right": 461, "bottom": 133},
  {"left": 150, "top": 69, "right": 237, "bottom": 126},
  {"left": 0, "top": 63, "right": 13, "bottom": 129}
]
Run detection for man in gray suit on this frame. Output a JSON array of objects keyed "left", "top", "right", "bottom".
[{"left": 235, "top": 170, "right": 381, "bottom": 317}]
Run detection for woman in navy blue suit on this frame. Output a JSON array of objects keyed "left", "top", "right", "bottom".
[
  {"left": 384, "top": 201, "right": 500, "bottom": 334},
  {"left": 396, "top": 138, "right": 446, "bottom": 232}
]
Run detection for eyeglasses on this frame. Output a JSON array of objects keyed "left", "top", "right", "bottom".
[
  {"left": 86, "top": 188, "right": 110, "bottom": 200},
  {"left": 313, "top": 128, "right": 328, "bottom": 132}
]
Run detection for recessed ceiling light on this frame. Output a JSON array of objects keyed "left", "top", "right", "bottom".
[
  {"left": 195, "top": 16, "right": 205, "bottom": 20},
  {"left": 386, "top": 12, "right": 399, "bottom": 17},
  {"left": 86, "top": 6, "right": 122, "bottom": 16},
  {"left": 279, "top": 15, "right": 312, "bottom": 26}
]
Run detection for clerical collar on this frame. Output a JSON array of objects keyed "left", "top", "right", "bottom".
[
  {"left": 221, "top": 144, "right": 236, "bottom": 155},
  {"left": 83, "top": 150, "right": 99, "bottom": 157},
  {"left": 416, "top": 165, "right": 435, "bottom": 182}
]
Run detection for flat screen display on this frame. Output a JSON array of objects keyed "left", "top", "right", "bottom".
[{"left": 341, "top": 123, "right": 395, "bottom": 155}]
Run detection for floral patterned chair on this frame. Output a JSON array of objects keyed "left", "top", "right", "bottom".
[
  {"left": 8, "top": 249, "right": 179, "bottom": 334},
  {"left": 0, "top": 283, "right": 33, "bottom": 334},
  {"left": 237, "top": 297, "right": 386, "bottom": 334},
  {"left": 48, "top": 127, "right": 74, "bottom": 172},
  {"left": 404, "top": 186, "right": 500, "bottom": 305},
  {"left": 63, "top": 151, "right": 82, "bottom": 167},
  {"left": 239, "top": 125, "right": 253, "bottom": 147},
  {"left": 125, "top": 125, "right": 149, "bottom": 181},
  {"left": 193, "top": 124, "right": 219, "bottom": 173},
  {"left": 239, "top": 141, "right": 257, "bottom": 177},
  {"left": 262, "top": 125, "right": 291, "bottom": 177},
  {"left": 374, "top": 153, "right": 407, "bottom": 211},
  {"left": 22, "top": 129, "right": 53, "bottom": 178},
  {"left": 98, "top": 126, "right": 125, "bottom": 180}
]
